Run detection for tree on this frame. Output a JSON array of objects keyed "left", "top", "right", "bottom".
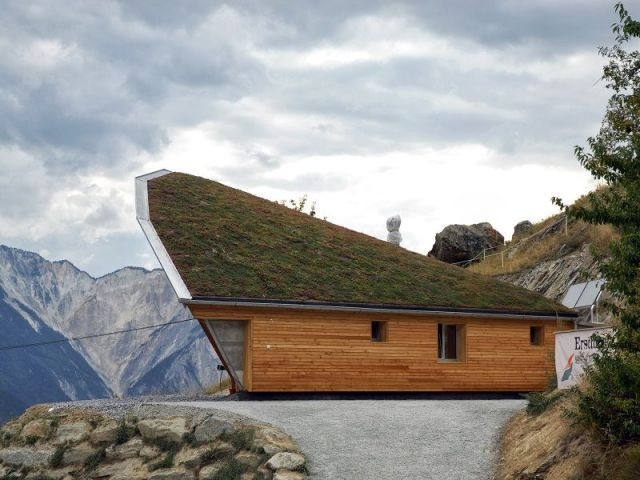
[{"left": 553, "top": 3, "right": 640, "bottom": 444}]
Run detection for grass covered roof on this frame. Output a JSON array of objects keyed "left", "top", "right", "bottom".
[{"left": 147, "top": 172, "right": 571, "bottom": 315}]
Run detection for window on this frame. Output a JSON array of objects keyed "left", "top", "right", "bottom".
[
  {"left": 371, "top": 321, "right": 388, "bottom": 342},
  {"left": 438, "top": 323, "right": 465, "bottom": 361},
  {"left": 530, "top": 326, "right": 544, "bottom": 346}
]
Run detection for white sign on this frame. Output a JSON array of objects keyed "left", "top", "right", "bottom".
[{"left": 555, "top": 327, "right": 613, "bottom": 389}]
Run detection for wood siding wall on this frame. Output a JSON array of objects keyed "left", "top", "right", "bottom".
[{"left": 189, "top": 304, "right": 573, "bottom": 393}]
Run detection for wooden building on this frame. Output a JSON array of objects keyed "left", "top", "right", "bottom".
[{"left": 136, "top": 170, "right": 576, "bottom": 393}]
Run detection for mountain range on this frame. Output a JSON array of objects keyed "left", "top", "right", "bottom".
[{"left": 0, "top": 245, "right": 219, "bottom": 423}]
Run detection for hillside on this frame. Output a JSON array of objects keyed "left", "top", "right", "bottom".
[
  {"left": 495, "top": 393, "right": 640, "bottom": 479},
  {"left": 0, "top": 245, "right": 220, "bottom": 423},
  {"left": 468, "top": 207, "right": 615, "bottom": 306}
]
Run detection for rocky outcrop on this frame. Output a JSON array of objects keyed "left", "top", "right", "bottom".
[
  {"left": 513, "top": 220, "right": 533, "bottom": 238},
  {"left": 497, "top": 244, "right": 600, "bottom": 302},
  {"left": 428, "top": 222, "right": 504, "bottom": 264},
  {"left": 0, "top": 404, "right": 308, "bottom": 479}
]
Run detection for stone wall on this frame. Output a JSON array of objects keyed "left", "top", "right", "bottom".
[{"left": 0, "top": 405, "right": 307, "bottom": 480}]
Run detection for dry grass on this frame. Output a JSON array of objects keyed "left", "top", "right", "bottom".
[
  {"left": 495, "top": 394, "right": 600, "bottom": 480},
  {"left": 469, "top": 218, "right": 617, "bottom": 277},
  {"left": 495, "top": 392, "right": 640, "bottom": 480},
  {"left": 202, "top": 377, "right": 232, "bottom": 395}
]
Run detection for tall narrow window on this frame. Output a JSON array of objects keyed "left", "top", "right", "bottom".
[
  {"left": 371, "top": 321, "right": 387, "bottom": 342},
  {"left": 530, "top": 326, "right": 544, "bottom": 346},
  {"left": 438, "top": 323, "right": 465, "bottom": 361}
]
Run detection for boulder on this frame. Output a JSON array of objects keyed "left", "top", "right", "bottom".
[
  {"left": 513, "top": 220, "right": 533, "bottom": 238},
  {"left": 253, "top": 426, "right": 297, "bottom": 455},
  {"left": 26, "top": 467, "right": 75, "bottom": 480},
  {"left": 54, "top": 421, "right": 92, "bottom": 445},
  {"left": 2, "top": 421, "right": 23, "bottom": 438},
  {"left": 139, "top": 444, "right": 162, "bottom": 460},
  {"left": 90, "top": 421, "right": 119, "bottom": 444},
  {"left": 199, "top": 463, "right": 223, "bottom": 480},
  {"left": 0, "top": 446, "right": 55, "bottom": 467},
  {"left": 255, "top": 466, "right": 274, "bottom": 480},
  {"left": 194, "top": 416, "right": 235, "bottom": 444},
  {"left": 62, "top": 441, "right": 96, "bottom": 465},
  {"left": 235, "top": 451, "right": 262, "bottom": 469},
  {"left": 21, "top": 419, "right": 51, "bottom": 441},
  {"left": 148, "top": 467, "right": 196, "bottom": 480},
  {"left": 137, "top": 418, "right": 188, "bottom": 444},
  {"left": 428, "top": 222, "right": 504, "bottom": 264},
  {"left": 266, "top": 452, "right": 305, "bottom": 471},
  {"left": 105, "top": 437, "right": 143, "bottom": 461},
  {"left": 174, "top": 445, "right": 210, "bottom": 469},
  {"left": 90, "top": 457, "right": 147, "bottom": 480},
  {"left": 273, "top": 471, "right": 304, "bottom": 480}
]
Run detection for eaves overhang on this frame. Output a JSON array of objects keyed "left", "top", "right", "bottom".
[
  {"left": 135, "top": 169, "right": 192, "bottom": 301},
  {"left": 184, "top": 296, "right": 578, "bottom": 320}
]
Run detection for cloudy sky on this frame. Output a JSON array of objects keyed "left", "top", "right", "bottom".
[{"left": 0, "top": 0, "right": 624, "bottom": 276}]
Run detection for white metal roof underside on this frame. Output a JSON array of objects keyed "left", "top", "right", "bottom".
[{"left": 135, "top": 169, "right": 192, "bottom": 300}]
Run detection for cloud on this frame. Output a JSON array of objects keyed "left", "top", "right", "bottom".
[{"left": 0, "top": 0, "right": 625, "bottom": 275}]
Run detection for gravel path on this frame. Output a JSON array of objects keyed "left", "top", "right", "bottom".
[{"left": 161, "top": 398, "right": 525, "bottom": 480}]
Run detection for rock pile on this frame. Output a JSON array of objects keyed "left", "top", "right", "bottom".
[
  {"left": 428, "top": 222, "right": 504, "bottom": 264},
  {"left": 0, "top": 405, "right": 307, "bottom": 480}
]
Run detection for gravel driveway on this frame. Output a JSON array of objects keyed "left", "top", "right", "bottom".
[{"left": 163, "top": 398, "right": 525, "bottom": 480}]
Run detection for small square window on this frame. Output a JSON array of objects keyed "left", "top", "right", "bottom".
[
  {"left": 530, "top": 326, "right": 544, "bottom": 346},
  {"left": 371, "top": 321, "right": 387, "bottom": 342}
]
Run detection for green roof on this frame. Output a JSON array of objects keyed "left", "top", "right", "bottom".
[{"left": 147, "top": 172, "right": 572, "bottom": 315}]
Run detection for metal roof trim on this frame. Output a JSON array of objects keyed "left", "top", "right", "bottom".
[
  {"left": 135, "top": 170, "right": 192, "bottom": 300},
  {"left": 185, "top": 296, "right": 577, "bottom": 319}
]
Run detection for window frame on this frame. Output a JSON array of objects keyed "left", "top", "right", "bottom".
[
  {"left": 371, "top": 320, "right": 388, "bottom": 343},
  {"left": 437, "top": 322, "right": 466, "bottom": 363},
  {"left": 530, "top": 325, "right": 544, "bottom": 346}
]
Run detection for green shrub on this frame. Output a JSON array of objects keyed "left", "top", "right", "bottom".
[
  {"left": 147, "top": 437, "right": 179, "bottom": 452},
  {"left": 149, "top": 450, "right": 176, "bottom": 471},
  {"left": 212, "top": 458, "right": 247, "bottom": 480},
  {"left": 49, "top": 444, "right": 67, "bottom": 468},
  {"left": 114, "top": 419, "right": 137, "bottom": 445},
  {"left": 84, "top": 447, "right": 106, "bottom": 472},
  {"left": 573, "top": 340, "right": 640, "bottom": 445},
  {"left": 526, "top": 391, "right": 564, "bottom": 415},
  {"left": 182, "top": 431, "right": 197, "bottom": 447},
  {"left": 24, "top": 436, "right": 38, "bottom": 445},
  {"left": 219, "top": 428, "right": 254, "bottom": 451},
  {"left": 200, "top": 446, "right": 234, "bottom": 464}
]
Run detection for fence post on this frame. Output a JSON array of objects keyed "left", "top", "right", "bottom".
[
  {"left": 483, "top": 249, "right": 486, "bottom": 261},
  {"left": 501, "top": 251, "right": 504, "bottom": 268},
  {"left": 564, "top": 215, "right": 568, "bottom": 236}
]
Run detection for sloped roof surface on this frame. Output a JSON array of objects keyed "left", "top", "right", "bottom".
[{"left": 147, "top": 172, "right": 571, "bottom": 314}]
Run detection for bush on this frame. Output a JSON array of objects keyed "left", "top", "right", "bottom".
[
  {"left": 84, "top": 447, "right": 106, "bottom": 472},
  {"left": 149, "top": 450, "right": 176, "bottom": 471},
  {"left": 49, "top": 444, "right": 67, "bottom": 468},
  {"left": 219, "top": 428, "right": 254, "bottom": 451},
  {"left": 526, "top": 391, "right": 564, "bottom": 415},
  {"left": 114, "top": 419, "right": 137, "bottom": 445},
  {"left": 200, "top": 446, "right": 234, "bottom": 464},
  {"left": 573, "top": 343, "right": 640, "bottom": 445}
]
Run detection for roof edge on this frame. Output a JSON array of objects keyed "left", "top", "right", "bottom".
[
  {"left": 135, "top": 170, "right": 192, "bottom": 300},
  {"left": 185, "top": 296, "right": 578, "bottom": 320}
]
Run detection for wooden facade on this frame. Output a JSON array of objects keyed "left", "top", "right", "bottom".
[{"left": 190, "top": 304, "right": 573, "bottom": 393}]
